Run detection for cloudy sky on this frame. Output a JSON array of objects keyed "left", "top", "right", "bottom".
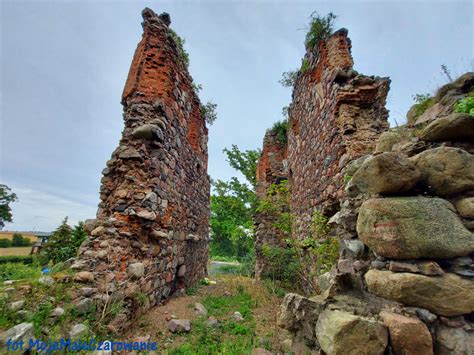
[{"left": 1, "top": 0, "right": 472, "bottom": 232}]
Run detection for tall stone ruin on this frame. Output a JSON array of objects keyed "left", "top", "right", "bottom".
[
  {"left": 275, "top": 26, "right": 474, "bottom": 353},
  {"left": 287, "top": 28, "right": 390, "bottom": 243},
  {"left": 75, "top": 8, "right": 210, "bottom": 330}
]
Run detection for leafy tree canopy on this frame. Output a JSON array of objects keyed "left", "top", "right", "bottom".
[
  {"left": 0, "top": 184, "right": 17, "bottom": 230},
  {"left": 222, "top": 145, "right": 260, "bottom": 188}
]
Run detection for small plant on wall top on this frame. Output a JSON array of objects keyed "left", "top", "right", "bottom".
[{"left": 305, "top": 12, "right": 337, "bottom": 50}]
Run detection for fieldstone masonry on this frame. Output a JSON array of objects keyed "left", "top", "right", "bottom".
[
  {"left": 254, "top": 130, "right": 288, "bottom": 279},
  {"left": 278, "top": 70, "right": 474, "bottom": 354},
  {"left": 74, "top": 8, "right": 210, "bottom": 330},
  {"left": 288, "top": 29, "right": 389, "bottom": 241}
]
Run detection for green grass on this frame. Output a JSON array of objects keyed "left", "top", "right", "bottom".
[
  {"left": 0, "top": 262, "right": 41, "bottom": 281},
  {"left": 168, "top": 287, "right": 257, "bottom": 354},
  {"left": 210, "top": 255, "right": 239, "bottom": 263}
]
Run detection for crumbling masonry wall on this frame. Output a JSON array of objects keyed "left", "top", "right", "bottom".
[
  {"left": 287, "top": 29, "right": 389, "bottom": 241},
  {"left": 75, "top": 8, "right": 210, "bottom": 330},
  {"left": 254, "top": 130, "right": 288, "bottom": 279}
]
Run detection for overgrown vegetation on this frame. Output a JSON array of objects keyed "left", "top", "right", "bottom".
[
  {"left": 0, "top": 262, "right": 40, "bottom": 281},
  {"left": 305, "top": 12, "right": 337, "bottom": 50},
  {"left": 40, "top": 218, "right": 87, "bottom": 265},
  {"left": 269, "top": 119, "right": 289, "bottom": 145},
  {"left": 169, "top": 29, "right": 190, "bottom": 68},
  {"left": 257, "top": 180, "right": 339, "bottom": 292},
  {"left": 279, "top": 12, "right": 337, "bottom": 89},
  {"left": 256, "top": 180, "right": 292, "bottom": 235},
  {"left": 0, "top": 184, "right": 17, "bottom": 230},
  {"left": 411, "top": 93, "right": 435, "bottom": 119},
  {"left": 201, "top": 101, "right": 218, "bottom": 125},
  {"left": 455, "top": 96, "right": 474, "bottom": 116}
]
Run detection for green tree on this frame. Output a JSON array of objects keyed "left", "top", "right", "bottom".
[
  {"left": 222, "top": 145, "right": 260, "bottom": 188},
  {"left": 71, "top": 221, "right": 87, "bottom": 250},
  {"left": 0, "top": 184, "right": 17, "bottom": 230},
  {"left": 209, "top": 146, "right": 260, "bottom": 259},
  {"left": 42, "top": 218, "right": 86, "bottom": 264}
]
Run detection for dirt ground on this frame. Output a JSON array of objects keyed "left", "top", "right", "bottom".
[{"left": 126, "top": 274, "right": 291, "bottom": 353}]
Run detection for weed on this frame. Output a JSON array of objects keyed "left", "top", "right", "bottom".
[
  {"left": 311, "top": 210, "right": 330, "bottom": 237},
  {"left": 0, "top": 262, "right": 40, "bottom": 281},
  {"left": 169, "top": 29, "right": 189, "bottom": 68},
  {"left": 411, "top": 93, "right": 435, "bottom": 119},
  {"left": 343, "top": 174, "right": 352, "bottom": 185},
  {"left": 269, "top": 119, "right": 289, "bottom": 145},
  {"left": 305, "top": 12, "right": 337, "bottom": 50}
]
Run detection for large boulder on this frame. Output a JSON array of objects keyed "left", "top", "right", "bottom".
[
  {"left": 420, "top": 113, "right": 474, "bottom": 142},
  {"left": 434, "top": 324, "right": 474, "bottom": 354},
  {"left": 315, "top": 310, "right": 388, "bottom": 355},
  {"left": 347, "top": 152, "right": 420, "bottom": 196},
  {"left": 379, "top": 311, "right": 433, "bottom": 355},
  {"left": 365, "top": 270, "right": 474, "bottom": 317},
  {"left": 277, "top": 293, "right": 324, "bottom": 346},
  {"left": 375, "top": 130, "right": 410, "bottom": 153},
  {"left": 410, "top": 147, "right": 474, "bottom": 197},
  {"left": 357, "top": 197, "right": 474, "bottom": 259}
]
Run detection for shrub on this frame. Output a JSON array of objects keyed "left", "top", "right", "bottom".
[
  {"left": 305, "top": 12, "right": 337, "bottom": 50},
  {"left": 455, "top": 96, "right": 474, "bottom": 116},
  {"left": 269, "top": 119, "right": 289, "bottom": 145},
  {"left": 201, "top": 101, "right": 218, "bottom": 125}
]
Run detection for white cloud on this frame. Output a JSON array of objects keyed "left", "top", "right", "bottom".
[{"left": 4, "top": 186, "right": 97, "bottom": 232}]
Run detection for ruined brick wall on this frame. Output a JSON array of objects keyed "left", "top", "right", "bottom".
[
  {"left": 75, "top": 8, "right": 210, "bottom": 330},
  {"left": 254, "top": 130, "right": 288, "bottom": 278},
  {"left": 288, "top": 29, "right": 389, "bottom": 241}
]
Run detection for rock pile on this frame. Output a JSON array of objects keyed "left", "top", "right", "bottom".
[
  {"left": 70, "top": 8, "right": 210, "bottom": 331},
  {"left": 279, "top": 73, "right": 474, "bottom": 354}
]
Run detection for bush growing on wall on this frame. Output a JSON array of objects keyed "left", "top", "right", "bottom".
[{"left": 305, "top": 12, "right": 337, "bottom": 50}]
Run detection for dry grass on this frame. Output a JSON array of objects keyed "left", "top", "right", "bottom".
[{"left": 0, "top": 247, "right": 32, "bottom": 256}]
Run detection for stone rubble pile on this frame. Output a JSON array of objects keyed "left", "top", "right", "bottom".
[{"left": 279, "top": 73, "right": 474, "bottom": 354}]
